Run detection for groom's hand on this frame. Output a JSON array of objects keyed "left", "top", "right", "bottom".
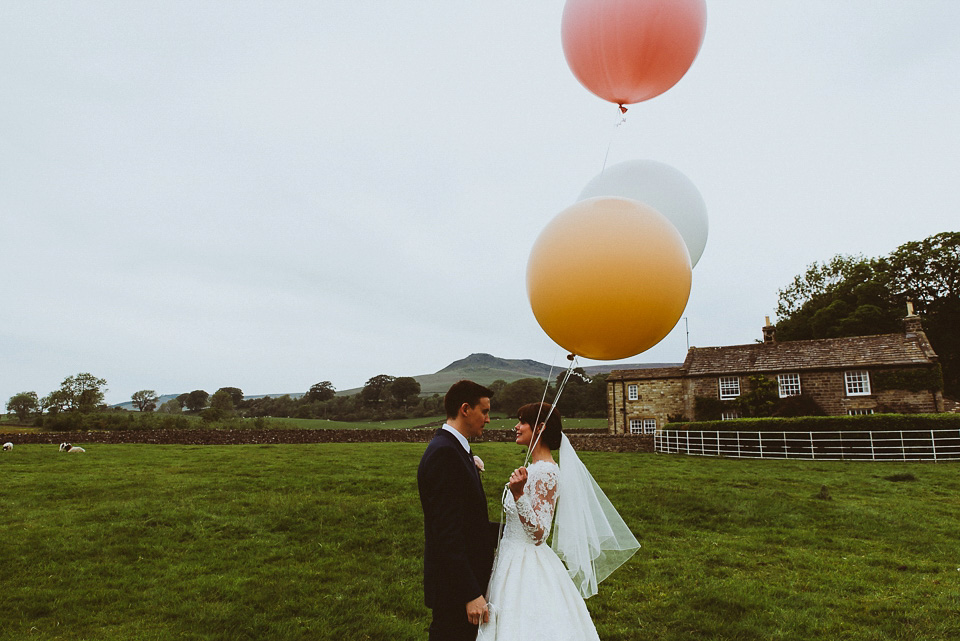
[{"left": 466, "top": 595, "right": 489, "bottom": 626}]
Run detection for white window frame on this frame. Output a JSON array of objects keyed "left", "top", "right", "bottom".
[
  {"left": 721, "top": 410, "right": 740, "bottom": 421},
  {"left": 844, "top": 370, "right": 871, "bottom": 396},
  {"left": 778, "top": 373, "right": 801, "bottom": 398},
  {"left": 629, "top": 418, "right": 657, "bottom": 435},
  {"left": 627, "top": 384, "right": 639, "bottom": 401},
  {"left": 847, "top": 408, "right": 875, "bottom": 415},
  {"left": 718, "top": 376, "right": 741, "bottom": 400}
]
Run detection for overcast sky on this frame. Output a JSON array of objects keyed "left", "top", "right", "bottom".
[{"left": 2, "top": 1, "right": 958, "bottom": 406}]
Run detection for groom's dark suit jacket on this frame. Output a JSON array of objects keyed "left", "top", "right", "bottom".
[{"left": 418, "top": 428, "right": 499, "bottom": 610}]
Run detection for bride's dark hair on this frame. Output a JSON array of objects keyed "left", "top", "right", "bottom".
[{"left": 516, "top": 402, "right": 562, "bottom": 450}]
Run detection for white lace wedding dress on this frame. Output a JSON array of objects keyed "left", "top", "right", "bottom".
[{"left": 478, "top": 460, "right": 600, "bottom": 641}]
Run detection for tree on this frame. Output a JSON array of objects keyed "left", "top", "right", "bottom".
[
  {"left": 887, "top": 232, "right": 960, "bottom": 398},
  {"left": 157, "top": 399, "right": 181, "bottom": 414},
  {"left": 131, "top": 390, "right": 159, "bottom": 412},
  {"left": 304, "top": 381, "right": 336, "bottom": 403},
  {"left": 361, "top": 375, "right": 395, "bottom": 405},
  {"left": 6, "top": 391, "right": 39, "bottom": 422},
  {"left": 209, "top": 389, "right": 235, "bottom": 414},
  {"left": 776, "top": 232, "right": 960, "bottom": 397},
  {"left": 775, "top": 255, "right": 900, "bottom": 341},
  {"left": 216, "top": 387, "right": 244, "bottom": 407},
  {"left": 389, "top": 377, "right": 421, "bottom": 407},
  {"left": 497, "top": 378, "right": 550, "bottom": 416},
  {"left": 184, "top": 390, "right": 209, "bottom": 412},
  {"left": 487, "top": 380, "right": 509, "bottom": 411},
  {"left": 40, "top": 389, "right": 71, "bottom": 415},
  {"left": 175, "top": 393, "right": 189, "bottom": 410},
  {"left": 56, "top": 373, "right": 108, "bottom": 412},
  {"left": 552, "top": 368, "right": 594, "bottom": 417},
  {"left": 581, "top": 372, "right": 610, "bottom": 417},
  {"left": 736, "top": 375, "right": 779, "bottom": 418}
]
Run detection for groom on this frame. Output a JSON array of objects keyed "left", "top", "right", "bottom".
[{"left": 418, "top": 379, "right": 500, "bottom": 640}]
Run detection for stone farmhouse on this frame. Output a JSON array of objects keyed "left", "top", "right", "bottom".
[{"left": 607, "top": 308, "right": 947, "bottom": 435}]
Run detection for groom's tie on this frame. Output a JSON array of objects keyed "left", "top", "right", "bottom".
[{"left": 464, "top": 447, "right": 480, "bottom": 481}]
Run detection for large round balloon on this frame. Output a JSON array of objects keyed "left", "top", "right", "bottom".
[
  {"left": 527, "top": 197, "right": 692, "bottom": 360},
  {"left": 578, "top": 160, "right": 709, "bottom": 267},
  {"left": 561, "top": 0, "right": 707, "bottom": 106}
]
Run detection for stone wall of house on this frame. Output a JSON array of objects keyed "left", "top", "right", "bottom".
[
  {"left": 685, "top": 377, "right": 722, "bottom": 418},
  {"left": 689, "top": 368, "right": 941, "bottom": 417},
  {"left": 609, "top": 363, "right": 943, "bottom": 430},
  {"left": 607, "top": 378, "right": 684, "bottom": 433}
]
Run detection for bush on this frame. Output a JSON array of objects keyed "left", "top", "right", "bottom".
[
  {"left": 694, "top": 396, "right": 737, "bottom": 421},
  {"left": 771, "top": 394, "right": 825, "bottom": 417},
  {"left": 37, "top": 411, "right": 198, "bottom": 431}
]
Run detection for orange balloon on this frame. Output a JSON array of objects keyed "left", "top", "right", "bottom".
[
  {"left": 527, "top": 197, "right": 691, "bottom": 360},
  {"left": 561, "top": 0, "right": 707, "bottom": 106}
]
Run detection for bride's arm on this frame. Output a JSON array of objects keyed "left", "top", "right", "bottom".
[{"left": 513, "top": 467, "right": 559, "bottom": 545}]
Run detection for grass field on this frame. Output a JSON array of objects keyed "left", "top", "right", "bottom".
[{"left": 1, "top": 443, "right": 958, "bottom": 640}]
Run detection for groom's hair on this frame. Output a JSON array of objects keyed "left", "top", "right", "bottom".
[
  {"left": 517, "top": 402, "right": 563, "bottom": 449},
  {"left": 444, "top": 380, "right": 494, "bottom": 419}
]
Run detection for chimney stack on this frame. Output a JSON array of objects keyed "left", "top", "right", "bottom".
[
  {"left": 762, "top": 316, "right": 777, "bottom": 344},
  {"left": 903, "top": 301, "right": 923, "bottom": 335}
]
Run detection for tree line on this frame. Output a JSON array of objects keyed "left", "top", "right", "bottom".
[{"left": 4, "top": 370, "right": 610, "bottom": 426}]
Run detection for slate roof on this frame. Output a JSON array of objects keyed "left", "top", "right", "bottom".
[
  {"left": 609, "top": 330, "right": 938, "bottom": 381},
  {"left": 608, "top": 367, "right": 684, "bottom": 381}
]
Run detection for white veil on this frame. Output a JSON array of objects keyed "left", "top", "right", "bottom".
[{"left": 550, "top": 433, "right": 640, "bottom": 599}]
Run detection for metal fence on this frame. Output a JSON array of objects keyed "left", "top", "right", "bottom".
[{"left": 655, "top": 428, "right": 960, "bottom": 462}]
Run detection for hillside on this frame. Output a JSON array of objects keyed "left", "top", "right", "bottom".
[{"left": 113, "top": 353, "right": 678, "bottom": 408}]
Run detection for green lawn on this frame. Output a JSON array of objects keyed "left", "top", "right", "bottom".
[{"left": 1, "top": 444, "right": 958, "bottom": 640}]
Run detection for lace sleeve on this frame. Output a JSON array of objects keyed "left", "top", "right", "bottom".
[{"left": 514, "top": 464, "right": 559, "bottom": 545}]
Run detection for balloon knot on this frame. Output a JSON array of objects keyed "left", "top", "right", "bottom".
[
  {"left": 567, "top": 353, "right": 575, "bottom": 361},
  {"left": 618, "top": 104, "right": 628, "bottom": 114}
]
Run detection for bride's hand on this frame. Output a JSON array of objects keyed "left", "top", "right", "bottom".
[{"left": 508, "top": 467, "right": 527, "bottom": 500}]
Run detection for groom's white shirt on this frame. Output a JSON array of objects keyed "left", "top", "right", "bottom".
[{"left": 442, "top": 424, "right": 471, "bottom": 454}]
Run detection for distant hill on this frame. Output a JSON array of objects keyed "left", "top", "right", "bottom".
[
  {"left": 400, "top": 353, "right": 677, "bottom": 395},
  {"left": 112, "top": 353, "right": 678, "bottom": 408}
]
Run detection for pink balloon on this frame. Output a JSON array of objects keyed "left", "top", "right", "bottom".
[{"left": 561, "top": 0, "right": 707, "bottom": 107}]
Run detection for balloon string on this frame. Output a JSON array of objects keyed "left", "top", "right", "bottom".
[
  {"left": 523, "top": 355, "right": 579, "bottom": 468},
  {"left": 482, "top": 355, "right": 579, "bottom": 634},
  {"left": 484, "top": 351, "right": 563, "bottom": 626},
  {"left": 600, "top": 107, "right": 628, "bottom": 175}
]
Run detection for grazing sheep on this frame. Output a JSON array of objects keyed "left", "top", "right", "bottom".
[
  {"left": 2, "top": 442, "right": 12, "bottom": 451},
  {"left": 59, "top": 442, "right": 86, "bottom": 453}
]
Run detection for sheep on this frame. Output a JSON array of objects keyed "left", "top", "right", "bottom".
[
  {"left": 2, "top": 442, "right": 12, "bottom": 451},
  {"left": 59, "top": 442, "right": 86, "bottom": 453}
]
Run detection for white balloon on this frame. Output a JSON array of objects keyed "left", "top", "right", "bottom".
[{"left": 578, "top": 160, "right": 709, "bottom": 267}]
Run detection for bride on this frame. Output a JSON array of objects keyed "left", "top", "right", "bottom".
[{"left": 479, "top": 403, "right": 639, "bottom": 640}]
